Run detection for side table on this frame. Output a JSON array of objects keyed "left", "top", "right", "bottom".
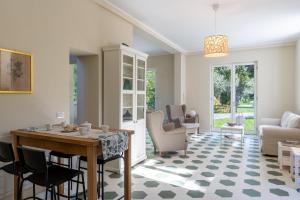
[
  {"left": 278, "top": 141, "right": 294, "bottom": 170},
  {"left": 220, "top": 124, "right": 245, "bottom": 144},
  {"left": 182, "top": 123, "right": 200, "bottom": 134},
  {"left": 290, "top": 147, "right": 300, "bottom": 184}
]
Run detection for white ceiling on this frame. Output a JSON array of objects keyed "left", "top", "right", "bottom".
[{"left": 108, "top": 0, "right": 300, "bottom": 54}]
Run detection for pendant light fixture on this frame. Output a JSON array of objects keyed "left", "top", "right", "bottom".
[{"left": 204, "top": 4, "right": 228, "bottom": 57}]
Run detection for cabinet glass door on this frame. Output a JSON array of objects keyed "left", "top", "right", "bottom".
[
  {"left": 136, "top": 57, "right": 146, "bottom": 121},
  {"left": 122, "top": 54, "right": 134, "bottom": 91},
  {"left": 136, "top": 59, "right": 146, "bottom": 91},
  {"left": 122, "top": 93, "right": 133, "bottom": 122},
  {"left": 137, "top": 94, "right": 145, "bottom": 120}
]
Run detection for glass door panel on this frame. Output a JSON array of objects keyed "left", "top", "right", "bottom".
[
  {"left": 122, "top": 54, "right": 134, "bottom": 91},
  {"left": 137, "top": 94, "right": 145, "bottom": 106},
  {"left": 123, "top": 65, "right": 133, "bottom": 78},
  {"left": 137, "top": 59, "right": 146, "bottom": 91},
  {"left": 136, "top": 57, "right": 146, "bottom": 121},
  {"left": 137, "top": 107, "right": 145, "bottom": 120},
  {"left": 235, "top": 64, "right": 255, "bottom": 132},
  {"left": 213, "top": 66, "right": 232, "bottom": 129},
  {"left": 211, "top": 63, "right": 257, "bottom": 133},
  {"left": 137, "top": 81, "right": 145, "bottom": 91},
  {"left": 137, "top": 94, "right": 145, "bottom": 120},
  {"left": 122, "top": 93, "right": 133, "bottom": 122}
]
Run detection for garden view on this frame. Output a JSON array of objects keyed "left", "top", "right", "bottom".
[
  {"left": 146, "top": 70, "right": 156, "bottom": 110},
  {"left": 213, "top": 65, "right": 255, "bottom": 132}
]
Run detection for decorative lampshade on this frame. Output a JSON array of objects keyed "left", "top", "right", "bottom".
[{"left": 204, "top": 34, "right": 228, "bottom": 57}]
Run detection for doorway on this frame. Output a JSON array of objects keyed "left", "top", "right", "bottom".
[
  {"left": 146, "top": 69, "right": 156, "bottom": 111},
  {"left": 69, "top": 53, "right": 99, "bottom": 126},
  {"left": 211, "top": 63, "right": 257, "bottom": 134},
  {"left": 69, "top": 57, "right": 78, "bottom": 124}
]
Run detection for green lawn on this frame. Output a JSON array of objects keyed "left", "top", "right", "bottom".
[
  {"left": 214, "top": 118, "right": 255, "bottom": 131},
  {"left": 214, "top": 105, "right": 254, "bottom": 114},
  {"left": 236, "top": 107, "right": 254, "bottom": 113}
]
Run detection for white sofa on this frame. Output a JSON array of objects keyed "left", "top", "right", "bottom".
[{"left": 259, "top": 111, "right": 300, "bottom": 155}]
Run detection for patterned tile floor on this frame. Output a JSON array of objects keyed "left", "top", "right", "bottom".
[{"left": 101, "top": 132, "right": 300, "bottom": 200}]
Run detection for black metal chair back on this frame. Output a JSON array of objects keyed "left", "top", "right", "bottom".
[
  {"left": 17, "top": 147, "right": 47, "bottom": 174},
  {"left": 0, "top": 141, "right": 15, "bottom": 163}
]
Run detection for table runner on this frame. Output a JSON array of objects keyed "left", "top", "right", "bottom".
[
  {"left": 98, "top": 131, "right": 128, "bottom": 159},
  {"left": 19, "top": 128, "right": 129, "bottom": 160}
]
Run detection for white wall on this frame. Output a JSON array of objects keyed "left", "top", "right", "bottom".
[
  {"left": 0, "top": 0, "right": 133, "bottom": 198},
  {"left": 148, "top": 54, "right": 174, "bottom": 114},
  {"left": 0, "top": 0, "right": 133, "bottom": 137},
  {"left": 186, "top": 45, "right": 295, "bottom": 131},
  {"left": 295, "top": 39, "right": 300, "bottom": 113},
  {"left": 174, "top": 53, "right": 186, "bottom": 104}
]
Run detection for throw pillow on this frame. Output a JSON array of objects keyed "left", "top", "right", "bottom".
[
  {"left": 163, "top": 122, "right": 175, "bottom": 131},
  {"left": 287, "top": 114, "right": 300, "bottom": 128},
  {"left": 172, "top": 118, "right": 181, "bottom": 128},
  {"left": 281, "top": 111, "right": 292, "bottom": 128}
]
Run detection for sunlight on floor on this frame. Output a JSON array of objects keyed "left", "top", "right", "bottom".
[{"left": 133, "top": 159, "right": 212, "bottom": 192}]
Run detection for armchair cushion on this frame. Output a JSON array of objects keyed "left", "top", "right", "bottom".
[
  {"left": 163, "top": 122, "right": 175, "bottom": 132},
  {"left": 164, "top": 127, "right": 186, "bottom": 135}
]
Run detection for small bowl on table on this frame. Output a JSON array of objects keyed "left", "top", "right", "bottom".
[{"left": 227, "top": 122, "right": 237, "bottom": 127}]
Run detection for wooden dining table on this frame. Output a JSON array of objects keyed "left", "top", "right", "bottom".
[{"left": 11, "top": 128, "right": 133, "bottom": 200}]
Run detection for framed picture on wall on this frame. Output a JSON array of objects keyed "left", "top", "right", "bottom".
[{"left": 0, "top": 48, "right": 33, "bottom": 93}]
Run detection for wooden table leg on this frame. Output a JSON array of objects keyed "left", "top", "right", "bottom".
[
  {"left": 124, "top": 134, "right": 132, "bottom": 200},
  {"left": 87, "top": 146, "right": 97, "bottom": 200},
  {"left": 12, "top": 135, "right": 19, "bottom": 200}
]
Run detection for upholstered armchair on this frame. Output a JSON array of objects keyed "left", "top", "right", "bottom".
[
  {"left": 146, "top": 110, "right": 188, "bottom": 155},
  {"left": 166, "top": 104, "right": 199, "bottom": 127}
]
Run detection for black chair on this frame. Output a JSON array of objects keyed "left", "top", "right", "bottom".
[
  {"left": 49, "top": 151, "right": 75, "bottom": 199},
  {"left": 17, "top": 146, "right": 86, "bottom": 200},
  {"left": 0, "top": 141, "right": 28, "bottom": 200},
  {"left": 78, "top": 154, "right": 123, "bottom": 200}
]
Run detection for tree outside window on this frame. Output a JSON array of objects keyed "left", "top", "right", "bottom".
[{"left": 146, "top": 70, "right": 156, "bottom": 110}]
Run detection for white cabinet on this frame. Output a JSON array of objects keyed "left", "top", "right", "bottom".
[{"left": 103, "top": 45, "right": 148, "bottom": 172}]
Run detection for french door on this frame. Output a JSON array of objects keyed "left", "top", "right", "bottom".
[{"left": 211, "top": 63, "right": 257, "bottom": 134}]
